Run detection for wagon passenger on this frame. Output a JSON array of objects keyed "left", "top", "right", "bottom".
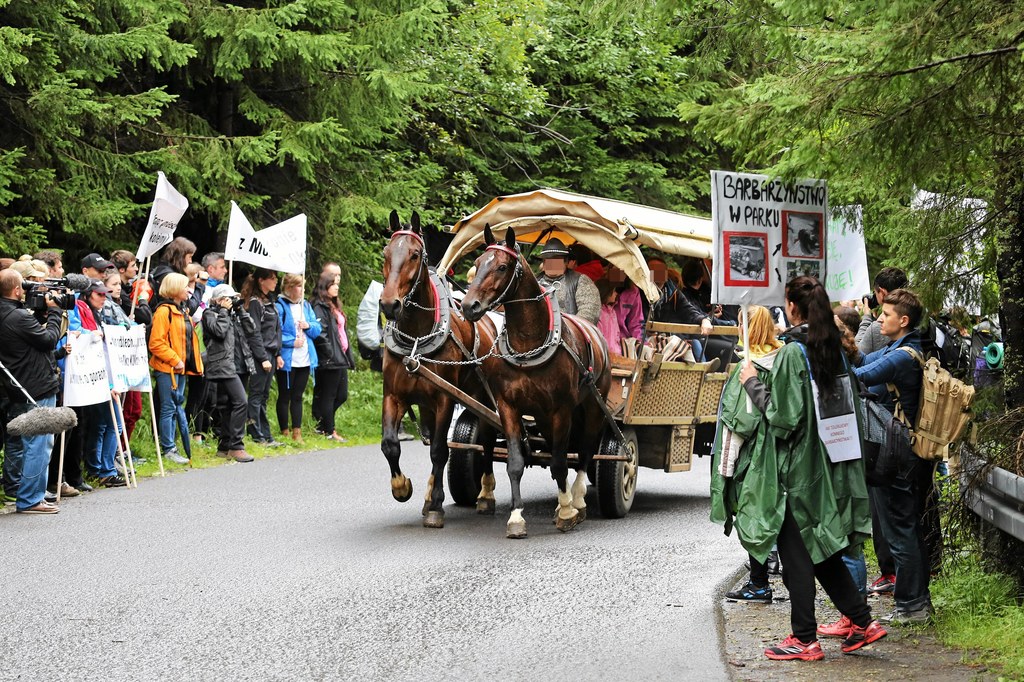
[
  {"left": 535, "top": 238, "right": 600, "bottom": 325},
  {"left": 735, "top": 277, "right": 885, "bottom": 661}
]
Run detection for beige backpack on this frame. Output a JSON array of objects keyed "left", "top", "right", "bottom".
[{"left": 888, "top": 347, "right": 975, "bottom": 461}]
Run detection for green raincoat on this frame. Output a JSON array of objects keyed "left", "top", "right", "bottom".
[{"left": 710, "top": 342, "right": 871, "bottom": 565}]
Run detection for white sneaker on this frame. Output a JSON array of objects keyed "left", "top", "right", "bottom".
[{"left": 163, "top": 448, "right": 189, "bottom": 465}]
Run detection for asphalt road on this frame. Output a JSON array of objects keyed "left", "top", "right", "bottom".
[{"left": 1, "top": 442, "right": 745, "bottom": 681}]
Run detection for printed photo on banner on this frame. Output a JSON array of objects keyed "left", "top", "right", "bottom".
[
  {"left": 786, "top": 260, "right": 821, "bottom": 281},
  {"left": 782, "top": 210, "right": 824, "bottom": 258},
  {"left": 723, "top": 232, "right": 769, "bottom": 287}
]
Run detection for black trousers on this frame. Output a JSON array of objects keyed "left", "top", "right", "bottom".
[
  {"left": 749, "top": 553, "right": 769, "bottom": 587},
  {"left": 312, "top": 367, "right": 348, "bottom": 434},
  {"left": 870, "top": 494, "right": 896, "bottom": 575},
  {"left": 244, "top": 367, "right": 274, "bottom": 441},
  {"left": 275, "top": 366, "right": 310, "bottom": 431},
  {"left": 212, "top": 376, "right": 247, "bottom": 451},
  {"left": 776, "top": 506, "right": 872, "bottom": 642}
]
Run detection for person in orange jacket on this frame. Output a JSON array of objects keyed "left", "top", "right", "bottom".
[{"left": 149, "top": 272, "right": 204, "bottom": 464}]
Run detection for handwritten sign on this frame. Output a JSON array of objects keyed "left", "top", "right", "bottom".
[
  {"left": 824, "top": 206, "right": 870, "bottom": 303},
  {"left": 136, "top": 172, "right": 189, "bottom": 260},
  {"left": 711, "top": 170, "right": 829, "bottom": 306},
  {"left": 224, "top": 201, "right": 307, "bottom": 274},
  {"left": 104, "top": 324, "right": 152, "bottom": 393},
  {"left": 64, "top": 333, "right": 111, "bottom": 407}
]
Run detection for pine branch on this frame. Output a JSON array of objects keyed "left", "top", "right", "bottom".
[
  {"left": 449, "top": 88, "right": 573, "bottom": 145},
  {"left": 869, "top": 39, "right": 1023, "bottom": 79}
]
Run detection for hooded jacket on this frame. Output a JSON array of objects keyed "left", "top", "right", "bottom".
[
  {"left": 275, "top": 295, "right": 321, "bottom": 375},
  {"left": 202, "top": 304, "right": 267, "bottom": 379},
  {"left": 149, "top": 301, "right": 204, "bottom": 377}
]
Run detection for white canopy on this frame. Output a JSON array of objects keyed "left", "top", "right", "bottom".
[{"left": 437, "top": 189, "right": 714, "bottom": 302}]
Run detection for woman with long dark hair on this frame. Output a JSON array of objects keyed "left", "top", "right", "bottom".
[
  {"left": 735, "top": 276, "right": 883, "bottom": 661},
  {"left": 240, "top": 268, "right": 283, "bottom": 446},
  {"left": 311, "top": 272, "right": 354, "bottom": 442}
]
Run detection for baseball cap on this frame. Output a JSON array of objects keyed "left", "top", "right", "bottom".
[
  {"left": 81, "top": 253, "right": 115, "bottom": 271},
  {"left": 10, "top": 260, "right": 47, "bottom": 280},
  {"left": 84, "top": 279, "right": 110, "bottom": 295},
  {"left": 210, "top": 283, "right": 237, "bottom": 300}
]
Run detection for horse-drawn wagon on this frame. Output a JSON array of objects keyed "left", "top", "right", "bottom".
[{"left": 394, "top": 189, "right": 738, "bottom": 529}]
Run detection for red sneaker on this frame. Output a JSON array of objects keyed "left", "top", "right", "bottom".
[
  {"left": 817, "top": 615, "right": 853, "bottom": 638},
  {"left": 841, "top": 620, "right": 888, "bottom": 653},
  {"left": 764, "top": 635, "right": 825, "bottom": 661},
  {"left": 868, "top": 574, "right": 895, "bottom": 594}
]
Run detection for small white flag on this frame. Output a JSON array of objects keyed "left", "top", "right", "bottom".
[{"left": 136, "top": 172, "right": 189, "bottom": 260}]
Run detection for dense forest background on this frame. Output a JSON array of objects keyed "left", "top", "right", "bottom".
[{"left": 1, "top": 0, "right": 1022, "bottom": 403}]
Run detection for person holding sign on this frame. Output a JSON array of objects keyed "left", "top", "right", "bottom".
[
  {"left": 736, "top": 277, "right": 884, "bottom": 660},
  {"left": 148, "top": 273, "right": 203, "bottom": 465}
]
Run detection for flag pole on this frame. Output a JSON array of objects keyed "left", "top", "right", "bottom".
[{"left": 148, "top": 389, "right": 166, "bottom": 477}]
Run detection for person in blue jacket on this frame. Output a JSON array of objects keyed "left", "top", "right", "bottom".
[
  {"left": 853, "top": 288, "right": 934, "bottom": 626},
  {"left": 275, "top": 272, "right": 321, "bottom": 442}
]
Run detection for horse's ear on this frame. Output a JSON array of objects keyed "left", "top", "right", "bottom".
[
  {"left": 389, "top": 210, "right": 401, "bottom": 232},
  {"left": 504, "top": 228, "right": 517, "bottom": 250},
  {"left": 483, "top": 223, "right": 495, "bottom": 246},
  {"left": 410, "top": 211, "right": 421, "bottom": 234}
]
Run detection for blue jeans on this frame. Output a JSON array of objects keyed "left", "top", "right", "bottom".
[
  {"left": 155, "top": 371, "right": 189, "bottom": 453},
  {"left": 842, "top": 544, "right": 867, "bottom": 597},
  {"left": 12, "top": 396, "right": 57, "bottom": 510},
  {"left": 869, "top": 459, "right": 934, "bottom": 612},
  {"left": 85, "top": 402, "right": 120, "bottom": 479}
]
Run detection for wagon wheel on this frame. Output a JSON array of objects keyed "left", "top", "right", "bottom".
[
  {"left": 448, "top": 411, "right": 484, "bottom": 506},
  {"left": 596, "top": 426, "right": 639, "bottom": 519}
]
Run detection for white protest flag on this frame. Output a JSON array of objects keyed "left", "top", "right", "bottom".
[
  {"left": 103, "top": 325, "right": 152, "bottom": 393},
  {"left": 136, "top": 172, "right": 190, "bottom": 260},
  {"left": 824, "top": 206, "right": 870, "bottom": 303},
  {"left": 224, "top": 201, "right": 307, "bottom": 274},
  {"left": 64, "top": 333, "right": 112, "bottom": 407},
  {"left": 710, "top": 170, "right": 828, "bottom": 306}
]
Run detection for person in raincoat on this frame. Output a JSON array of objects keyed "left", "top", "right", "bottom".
[
  {"left": 711, "top": 305, "right": 783, "bottom": 602},
  {"left": 728, "top": 276, "right": 884, "bottom": 661}
]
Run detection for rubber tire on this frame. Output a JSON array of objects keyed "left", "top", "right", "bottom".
[
  {"left": 447, "top": 411, "right": 484, "bottom": 507},
  {"left": 596, "top": 427, "right": 638, "bottom": 519}
]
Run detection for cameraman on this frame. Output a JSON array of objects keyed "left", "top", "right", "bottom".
[
  {"left": 856, "top": 267, "right": 909, "bottom": 355},
  {"left": 203, "top": 284, "right": 268, "bottom": 463},
  {"left": 0, "top": 269, "right": 64, "bottom": 513}
]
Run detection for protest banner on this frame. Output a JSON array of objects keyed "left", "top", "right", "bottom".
[
  {"left": 135, "top": 172, "right": 190, "bottom": 261},
  {"left": 64, "top": 333, "right": 111, "bottom": 407},
  {"left": 824, "top": 206, "right": 870, "bottom": 303},
  {"left": 224, "top": 201, "right": 307, "bottom": 274},
  {"left": 104, "top": 324, "right": 152, "bottom": 393},
  {"left": 710, "top": 170, "right": 829, "bottom": 307}
]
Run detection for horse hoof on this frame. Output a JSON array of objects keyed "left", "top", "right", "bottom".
[
  {"left": 556, "top": 512, "right": 581, "bottom": 533},
  {"left": 476, "top": 498, "right": 496, "bottom": 515},
  {"left": 423, "top": 510, "right": 445, "bottom": 528},
  {"left": 421, "top": 499, "right": 430, "bottom": 516},
  {"left": 506, "top": 520, "right": 527, "bottom": 539},
  {"left": 574, "top": 507, "right": 587, "bottom": 524},
  {"left": 391, "top": 478, "right": 413, "bottom": 503}
]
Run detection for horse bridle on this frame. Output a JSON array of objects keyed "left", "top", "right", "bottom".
[
  {"left": 389, "top": 230, "right": 428, "bottom": 311},
  {"left": 482, "top": 243, "right": 525, "bottom": 311}
]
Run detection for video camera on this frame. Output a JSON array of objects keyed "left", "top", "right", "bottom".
[{"left": 23, "top": 278, "right": 77, "bottom": 311}]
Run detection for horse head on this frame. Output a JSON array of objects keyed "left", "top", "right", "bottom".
[
  {"left": 463, "top": 225, "right": 523, "bottom": 322},
  {"left": 381, "top": 209, "right": 427, "bottom": 321}
]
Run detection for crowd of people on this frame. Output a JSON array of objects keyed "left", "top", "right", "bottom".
[{"left": 0, "top": 240, "right": 355, "bottom": 514}]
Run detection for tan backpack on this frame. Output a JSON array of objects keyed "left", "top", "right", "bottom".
[{"left": 888, "top": 347, "right": 975, "bottom": 461}]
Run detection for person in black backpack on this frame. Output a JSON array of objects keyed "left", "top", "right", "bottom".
[
  {"left": 311, "top": 273, "right": 355, "bottom": 442},
  {"left": 240, "top": 268, "right": 284, "bottom": 447}
]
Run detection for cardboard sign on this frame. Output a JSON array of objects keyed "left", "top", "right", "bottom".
[
  {"left": 136, "top": 172, "right": 189, "bottom": 260},
  {"left": 64, "top": 333, "right": 111, "bottom": 407},
  {"left": 224, "top": 201, "right": 307, "bottom": 274},
  {"left": 825, "top": 206, "right": 870, "bottom": 302},
  {"left": 711, "top": 171, "right": 828, "bottom": 306},
  {"left": 104, "top": 324, "right": 152, "bottom": 393},
  {"left": 810, "top": 374, "right": 861, "bottom": 463}
]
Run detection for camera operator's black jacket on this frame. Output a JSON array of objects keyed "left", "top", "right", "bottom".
[
  {"left": 202, "top": 304, "right": 268, "bottom": 379},
  {"left": 0, "top": 298, "right": 63, "bottom": 401}
]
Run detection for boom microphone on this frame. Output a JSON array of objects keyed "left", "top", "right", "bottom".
[
  {"left": 0, "top": 359, "right": 78, "bottom": 436},
  {"left": 7, "top": 406, "right": 78, "bottom": 437},
  {"left": 62, "top": 273, "right": 92, "bottom": 292}
]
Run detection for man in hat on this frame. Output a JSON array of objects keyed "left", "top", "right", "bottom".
[
  {"left": 81, "top": 253, "right": 115, "bottom": 280},
  {"left": 10, "top": 260, "right": 48, "bottom": 284},
  {"left": 535, "top": 238, "right": 601, "bottom": 324}
]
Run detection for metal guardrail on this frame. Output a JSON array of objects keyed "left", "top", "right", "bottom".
[{"left": 961, "top": 454, "right": 1024, "bottom": 543}]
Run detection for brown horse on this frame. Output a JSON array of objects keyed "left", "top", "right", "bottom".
[
  {"left": 461, "top": 226, "right": 612, "bottom": 539},
  {"left": 380, "top": 211, "right": 498, "bottom": 527}
]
